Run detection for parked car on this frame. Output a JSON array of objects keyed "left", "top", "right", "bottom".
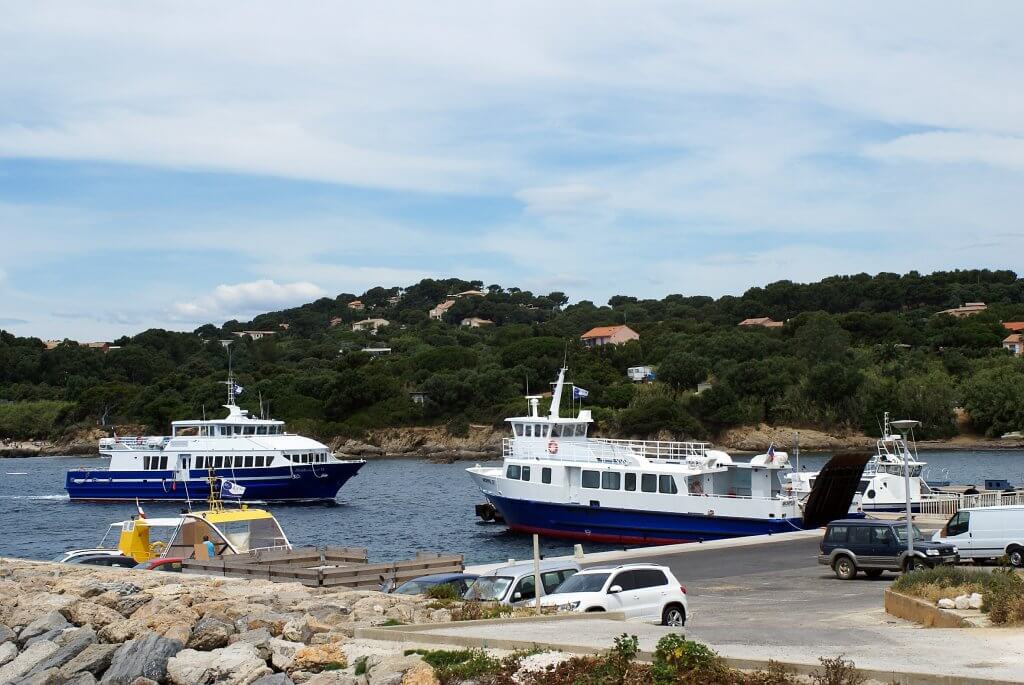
[
  {"left": 53, "top": 549, "right": 125, "bottom": 564},
  {"left": 538, "top": 564, "right": 688, "bottom": 626},
  {"left": 389, "top": 573, "right": 479, "bottom": 596},
  {"left": 818, "top": 518, "right": 958, "bottom": 580},
  {"left": 135, "top": 557, "right": 184, "bottom": 572},
  {"left": 68, "top": 553, "right": 139, "bottom": 568},
  {"left": 931, "top": 505, "right": 1024, "bottom": 567},
  {"left": 463, "top": 560, "right": 580, "bottom": 606}
]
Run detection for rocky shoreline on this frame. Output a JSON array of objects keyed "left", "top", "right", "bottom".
[
  {"left": 4, "top": 423, "right": 1023, "bottom": 460},
  {"left": 0, "top": 557, "right": 469, "bottom": 684}
]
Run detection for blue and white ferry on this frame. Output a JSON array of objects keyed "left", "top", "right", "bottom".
[
  {"left": 468, "top": 368, "right": 825, "bottom": 544},
  {"left": 65, "top": 381, "right": 364, "bottom": 503}
]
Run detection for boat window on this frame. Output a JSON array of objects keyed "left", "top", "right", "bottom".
[
  {"left": 525, "top": 425, "right": 533, "bottom": 437},
  {"left": 214, "top": 456, "right": 223, "bottom": 468},
  {"left": 536, "top": 424, "right": 547, "bottom": 437},
  {"left": 542, "top": 467, "right": 552, "bottom": 484},
  {"left": 641, "top": 474, "right": 657, "bottom": 493},
  {"left": 522, "top": 466, "right": 531, "bottom": 481},
  {"left": 506, "top": 464, "right": 521, "bottom": 480},
  {"left": 625, "top": 473, "right": 636, "bottom": 491},
  {"left": 244, "top": 456, "right": 253, "bottom": 468},
  {"left": 514, "top": 423, "right": 524, "bottom": 437},
  {"left": 601, "top": 472, "right": 620, "bottom": 490},
  {"left": 658, "top": 475, "right": 678, "bottom": 494},
  {"left": 256, "top": 426, "right": 266, "bottom": 435},
  {"left": 143, "top": 456, "right": 150, "bottom": 469},
  {"left": 581, "top": 470, "right": 600, "bottom": 489},
  {"left": 244, "top": 426, "right": 255, "bottom": 435}
]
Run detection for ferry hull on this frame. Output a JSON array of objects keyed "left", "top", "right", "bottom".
[
  {"left": 485, "top": 493, "right": 804, "bottom": 544},
  {"left": 65, "top": 462, "right": 364, "bottom": 502}
]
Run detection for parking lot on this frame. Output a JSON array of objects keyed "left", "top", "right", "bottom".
[{"left": 440, "top": 531, "right": 1024, "bottom": 681}]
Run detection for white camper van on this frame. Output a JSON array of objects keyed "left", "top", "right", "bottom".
[{"left": 932, "top": 505, "right": 1024, "bottom": 567}]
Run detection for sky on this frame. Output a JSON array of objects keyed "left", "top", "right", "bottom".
[{"left": 1, "top": 2, "right": 1023, "bottom": 340}]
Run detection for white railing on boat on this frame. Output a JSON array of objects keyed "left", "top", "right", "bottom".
[
  {"left": 502, "top": 438, "right": 712, "bottom": 465},
  {"left": 99, "top": 436, "right": 171, "bottom": 450},
  {"left": 916, "top": 492, "right": 1024, "bottom": 517}
]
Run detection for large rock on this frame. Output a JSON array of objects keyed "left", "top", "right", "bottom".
[
  {"left": 968, "top": 592, "right": 983, "bottom": 609},
  {"left": 305, "top": 673, "right": 360, "bottom": 685},
  {"left": 187, "top": 614, "right": 234, "bottom": 651},
  {"left": 289, "top": 643, "right": 347, "bottom": 675},
  {"left": 0, "top": 640, "right": 60, "bottom": 682},
  {"left": 269, "top": 638, "right": 305, "bottom": 671},
  {"left": 60, "top": 643, "right": 120, "bottom": 678},
  {"left": 0, "top": 624, "right": 17, "bottom": 644},
  {"left": 282, "top": 616, "right": 314, "bottom": 643},
  {"left": 367, "top": 655, "right": 424, "bottom": 685},
  {"left": 114, "top": 593, "right": 152, "bottom": 618},
  {"left": 100, "top": 633, "right": 182, "bottom": 685},
  {"left": 24, "top": 629, "right": 97, "bottom": 675},
  {"left": 937, "top": 598, "right": 956, "bottom": 609},
  {"left": 9, "top": 594, "right": 77, "bottom": 627},
  {"left": 0, "top": 640, "right": 19, "bottom": 666},
  {"left": 64, "top": 672, "right": 99, "bottom": 685},
  {"left": 231, "top": 627, "right": 274, "bottom": 660},
  {"left": 252, "top": 675, "right": 295, "bottom": 685},
  {"left": 19, "top": 611, "right": 70, "bottom": 644},
  {"left": 9, "top": 666, "right": 64, "bottom": 685},
  {"left": 65, "top": 602, "right": 126, "bottom": 629},
  {"left": 166, "top": 642, "right": 272, "bottom": 685},
  {"left": 954, "top": 594, "right": 971, "bottom": 610}
]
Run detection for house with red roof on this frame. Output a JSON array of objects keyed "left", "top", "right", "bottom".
[{"left": 580, "top": 325, "right": 639, "bottom": 348}]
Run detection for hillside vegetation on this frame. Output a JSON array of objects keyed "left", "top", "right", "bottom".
[{"left": 2, "top": 270, "right": 1024, "bottom": 443}]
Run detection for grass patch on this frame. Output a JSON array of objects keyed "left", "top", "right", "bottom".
[
  {"left": 404, "top": 648, "right": 504, "bottom": 683},
  {"left": 892, "top": 565, "right": 1024, "bottom": 624},
  {"left": 425, "top": 583, "right": 463, "bottom": 601},
  {"left": 449, "top": 601, "right": 514, "bottom": 621},
  {"left": 354, "top": 656, "right": 368, "bottom": 676},
  {"left": 380, "top": 618, "right": 404, "bottom": 626}
]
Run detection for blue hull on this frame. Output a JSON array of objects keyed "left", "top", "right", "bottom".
[
  {"left": 65, "top": 462, "right": 364, "bottom": 502},
  {"left": 485, "top": 494, "right": 804, "bottom": 544}
]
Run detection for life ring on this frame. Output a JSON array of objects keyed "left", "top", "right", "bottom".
[
  {"left": 547, "top": 440, "right": 558, "bottom": 454},
  {"left": 149, "top": 541, "right": 166, "bottom": 556}
]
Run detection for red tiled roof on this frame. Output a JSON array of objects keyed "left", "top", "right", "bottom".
[
  {"left": 1003, "top": 322, "right": 1024, "bottom": 332},
  {"left": 581, "top": 325, "right": 633, "bottom": 339}
]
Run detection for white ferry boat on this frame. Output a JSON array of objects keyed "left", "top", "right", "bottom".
[
  {"left": 467, "top": 368, "right": 861, "bottom": 544},
  {"left": 784, "top": 414, "right": 932, "bottom": 513},
  {"left": 65, "top": 376, "right": 364, "bottom": 502}
]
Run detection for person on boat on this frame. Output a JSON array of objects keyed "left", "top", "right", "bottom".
[{"left": 202, "top": 535, "right": 216, "bottom": 559}]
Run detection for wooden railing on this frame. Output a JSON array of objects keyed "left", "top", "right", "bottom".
[{"left": 182, "top": 546, "right": 461, "bottom": 589}]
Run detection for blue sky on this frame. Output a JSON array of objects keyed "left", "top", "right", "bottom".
[{"left": 2, "top": 2, "right": 1024, "bottom": 340}]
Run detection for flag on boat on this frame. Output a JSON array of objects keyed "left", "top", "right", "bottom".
[
  {"left": 767, "top": 444, "right": 776, "bottom": 463},
  {"left": 232, "top": 382, "right": 244, "bottom": 395},
  {"left": 220, "top": 479, "right": 246, "bottom": 498},
  {"left": 135, "top": 498, "right": 146, "bottom": 519},
  {"left": 572, "top": 386, "right": 589, "bottom": 400}
]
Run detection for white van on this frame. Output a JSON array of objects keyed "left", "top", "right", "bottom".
[
  {"left": 932, "top": 505, "right": 1024, "bottom": 567},
  {"left": 463, "top": 560, "right": 580, "bottom": 606}
]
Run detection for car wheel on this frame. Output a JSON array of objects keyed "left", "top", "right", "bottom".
[
  {"left": 661, "top": 604, "right": 686, "bottom": 627},
  {"left": 904, "top": 557, "right": 928, "bottom": 573},
  {"left": 1008, "top": 547, "right": 1024, "bottom": 568},
  {"left": 833, "top": 555, "right": 856, "bottom": 580},
  {"left": 864, "top": 569, "right": 884, "bottom": 579}
]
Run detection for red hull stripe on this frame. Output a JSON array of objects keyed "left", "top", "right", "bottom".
[{"left": 507, "top": 523, "right": 693, "bottom": 546}]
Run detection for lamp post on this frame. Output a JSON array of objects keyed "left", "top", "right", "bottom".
[{"left": 890, "top": 419, "right": 921, "bottom": 559}]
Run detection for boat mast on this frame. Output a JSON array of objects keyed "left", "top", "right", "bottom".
[
  {"left": 220, "top": 339, "right": 236, "bottom": 406},
  {"left": 549, "top": 366, "right": 567, "bottom": 419}
]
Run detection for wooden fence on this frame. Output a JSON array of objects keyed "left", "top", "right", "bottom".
[{"left": 182, "top": 546, "right": 462, "bottom": 589}]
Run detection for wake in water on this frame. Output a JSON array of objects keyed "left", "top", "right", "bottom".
[{"left": 0, "top": 494, "right": 70, "bottom": 500}]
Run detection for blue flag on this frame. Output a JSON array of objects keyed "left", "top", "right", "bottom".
[{"left": 572, "top": 386, "right": 589, "bottom": 400}]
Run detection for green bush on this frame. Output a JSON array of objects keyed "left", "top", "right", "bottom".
[
  {"left": 893, "top": 564, "right": 1024, "bottom": 625},
  {"left": 425, "top": 583, "right": 462, "bottom": 601},
  {"left": 651, "top": 634, "right": 732, "bottom": 684},
  {"left": 0, "top": 400, "right": 74, "bottom": 440}
]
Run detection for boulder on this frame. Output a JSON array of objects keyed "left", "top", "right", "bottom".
[
  {"left": 9, "top": 666, "right": 64, "bottom": 685},
  {"left": 0, "top": 640, "right": 60, "bottom": 682},
  {"left": 968, "top": 592, "right": 983, "bottom": 609},
  {"left": 59, "top": 643, "right": 120, "bottom": 677},
  {"left": 166, "top": 642, "right": 272, "bottom": 685},
  {"left": 1, "top": 640, "right": 19, "bottom": 666},
  {"left": 231, "top": 627, "right": 274, "bottom": 660},
  {"left": 954, "top": 594, "right": 971, "bottom": 610},
  {"left": 187, "top": 614, "right": 234, "bottom": 651},
  {"left": 65, "top": 602, "right": 126, "bottom": 629},
  {"left": 9, "top": 594, "right": 76, "bottom": 627},
  {"left": 282, "top": 617, "right": 314, "bottom": 643},
  {"left": 290, "top": 643, "right": 348, "bottom": 674},
  {"left": 305, "top": 673, "right": 360, "bottom": 685},
  {"left": 19, "top": 611, "right": 70, "bottom": 644},
  {"left": 131, "top": 679, "right": 158, "bottom": 685},
  {"left": 400, "top": 663, "right": 439, "bottom": 685},
  {"left": 367, "top": 655, "right": 424, "bottom": 685},
  {"left": 252, "top": 674, "right": 296, "bottom": 685},
  {"left": 24, "top": 629, "right": 97, "bottom": 675},
  {"left": 0, "top": 624, "right": 17, "bottom": 644},
  {"left": 113, "top": 594, "right": 152, "bottom": 618},
  {"left": 937, "top": 598, "right": 956, "bottom": 609},
  {"left": 163, "top": 623, "right": 193, "bottom": 646},
  {"left": 64, "top": 673, "right": 98, "bottom": 685},
  {"left": 269, "top": 638, "right": 305, "bottom": 671},
  {"left": 24, "top": 629, "right": 65, "bottom": 648},
  {"left": 100, "top": 633, "right": 182, "bottom": 685}
]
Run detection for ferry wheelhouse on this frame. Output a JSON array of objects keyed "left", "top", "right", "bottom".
[
  {"left": 65, "top": 382, "right": 364, "bottom": 502},
  {"left": 467, "top": 368, "right": 842, "bottom": 544}
]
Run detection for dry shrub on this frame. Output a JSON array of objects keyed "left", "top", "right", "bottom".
[{"left": 907, "top": 581, "right": 984, "bottom": 604}]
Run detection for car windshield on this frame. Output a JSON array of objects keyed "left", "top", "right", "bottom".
[
  {"left": 463, "top": 576, "right": 513, "bottom": 601},
  {"left": 394, "top": 581, "right": 433, "bottom": 595},
  {"left": 894, "top": 525, "right": 926, "bottom": 542},
  {"left": 548, "top": 572, "right": 610, "bottom": 594}
]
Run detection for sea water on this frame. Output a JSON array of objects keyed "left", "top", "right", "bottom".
[{"left": 1, "top": 451, "right": 1021, "bottom": 564}]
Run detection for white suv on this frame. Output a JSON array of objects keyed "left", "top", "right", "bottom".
[{"left": 539, "top": 564, "right": 688, "bottom": 626}]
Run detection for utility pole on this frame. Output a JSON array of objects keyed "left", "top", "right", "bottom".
[{"left": 891, "top": 419, "right": 921, "bottom": 560}]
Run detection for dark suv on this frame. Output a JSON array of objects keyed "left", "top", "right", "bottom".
[{"left": 818, "top": 518, "right": 958, "bottom": 580}]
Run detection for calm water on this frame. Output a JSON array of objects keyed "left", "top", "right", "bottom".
[{"left": 1, "top": 451, "right": 1022, "bottom": 564}]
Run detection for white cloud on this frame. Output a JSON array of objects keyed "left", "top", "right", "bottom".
[
  {"left": 515, "top": 183, "right": 607, "bottom": 215},
  {"left": 865, "top": 131, "right": 1024, "bottom": 169},
  {"left": 171, "top": 280, "right": 325, "bottom": 321}
]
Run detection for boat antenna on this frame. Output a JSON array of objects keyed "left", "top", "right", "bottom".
[
  {"left": 793, "top": 431, "right": 800, "bottom": 473},
  {"left": 202, "top": 404, "right": 206, "bottom": 421},
  {"left": 258, "top": 391, "right": 265, "bottom": 420},
  {"left": 219, "top": 340, "right": 236, "bottom": 406}
]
